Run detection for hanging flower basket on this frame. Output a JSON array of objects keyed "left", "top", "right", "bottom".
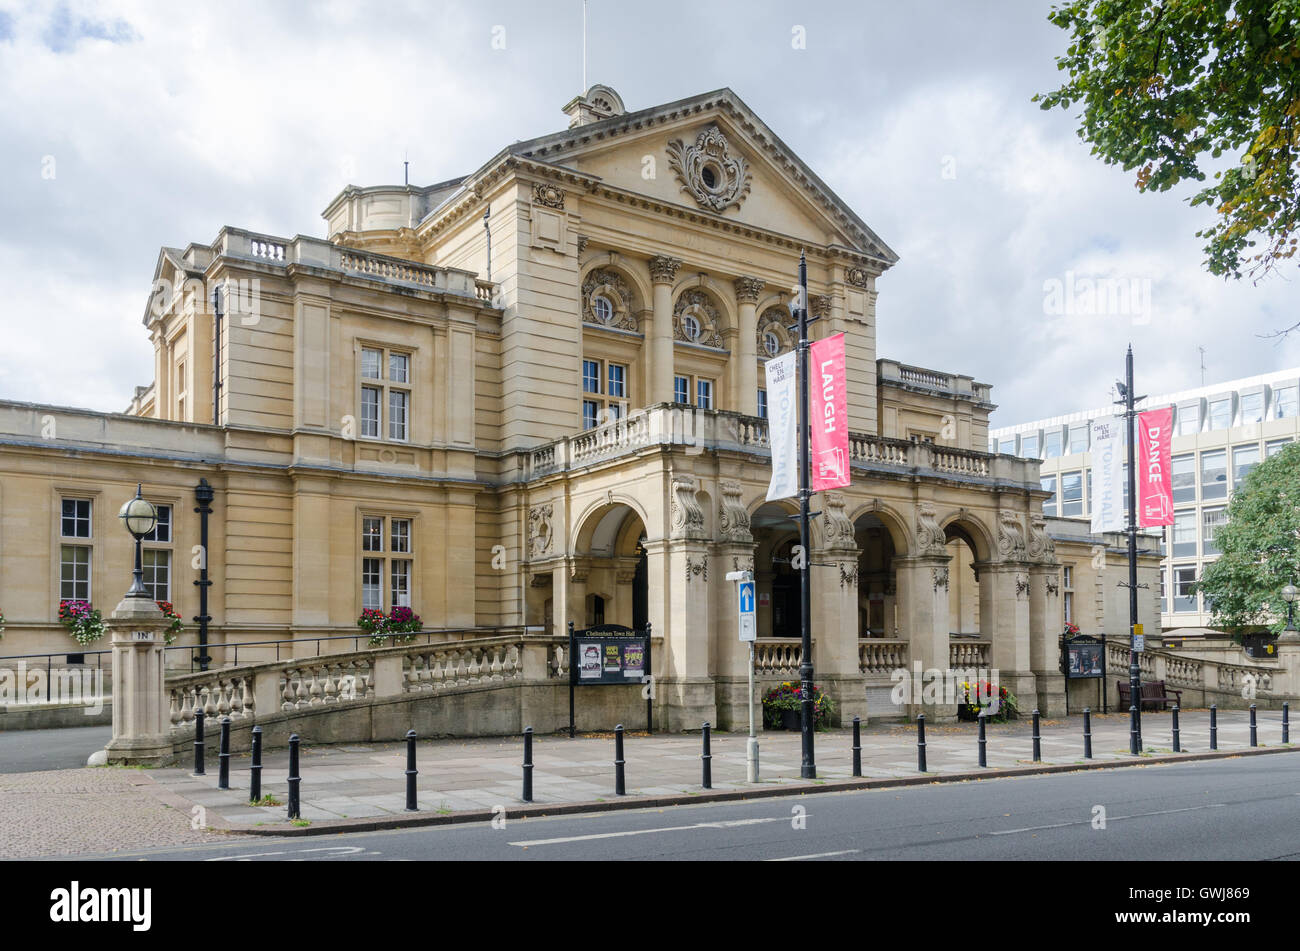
[
  {"left": 58, "top": 600, "right": 106, "bottom": 647},
  {"left": 762, "top": 681, "right": 835, "bottom": 730},
  {"left": 958, "top": 680, "right": 1019, "bottom": 723},
  {"left": 156, "top": 601, "right": 183, "bottom": 645},
  {"left": 358, "top": 607, "right": 423, "bottom": 646}
]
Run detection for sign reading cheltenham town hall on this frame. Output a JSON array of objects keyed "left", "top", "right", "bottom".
[{"left": 0, "top": 84, "right": 1160, "bottom": 730}]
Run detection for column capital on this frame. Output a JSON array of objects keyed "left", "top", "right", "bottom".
[
  {"left": 648, "top": 255, "right": 683, "bottom": 285},
  {"left": 733, "top": 276, "right": 765, "bottom": 303}
]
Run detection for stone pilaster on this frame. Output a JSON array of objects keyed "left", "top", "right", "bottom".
[
  {"left": 894, "top": 554, "right": 957, "bottom": 721},
  {"left": 1029, "top": 563, "right": 1065, "bottom": 715},
  {"left": 812, "top": 491, "right": 865, "bottom": 724},
  {"left": 977, "top": 561, "right": 1037, "bottom": 711}
]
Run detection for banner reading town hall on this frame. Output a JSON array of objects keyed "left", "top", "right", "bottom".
[
  {"left": 765, "top": 350, "right": 798, "bottom": 501},
  {"left": 1089, "top": 415, "right": 1125, "bottom": 533}
]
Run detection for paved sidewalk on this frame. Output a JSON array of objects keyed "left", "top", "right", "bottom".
[{"left": 146, "top": 708, "right": 1295, "bottom": 834}]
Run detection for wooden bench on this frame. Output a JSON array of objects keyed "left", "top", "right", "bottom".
[{"left": 1116, "top": 679, "right": 1183, "bottom": 711}]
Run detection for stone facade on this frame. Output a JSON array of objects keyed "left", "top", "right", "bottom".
[{"left": 0, "top": 86, "right": 1160, "bottom": 727}]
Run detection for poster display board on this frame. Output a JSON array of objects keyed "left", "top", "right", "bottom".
[
  {"left": 568, "top": 622, "right": 652, "bottom": 735},
  {"left": 1060, "top": 631, "right": 1108, "bottom": 713}
]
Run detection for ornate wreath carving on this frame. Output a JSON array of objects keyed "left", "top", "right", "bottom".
[
  {"left": 527, "top": 504, "right": 554, "bottom": 557},
  {"left": 665, "top": 127, "right": 752, "bottom": 213},
  {"left": 532, "top": 183, "right": 565, "bottom": 210},
  {"left": 581, "top": 268, "right": 638, "bottom": 332},
  {"left": 673, "top": 289, "right": 725, "bottom": 348},
  {"left": 757, "top": 308, "right": 792, "bottom": 357}
]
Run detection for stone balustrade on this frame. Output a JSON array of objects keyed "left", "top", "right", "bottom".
[
  {"left": 1103, "top": 640, "right": 1284, "bottom": 703},
  {"left": 860, "top": 639, "right": 908, "bottom": 677},
  {"left": 949, "top": 640, "right": 992, "bottom": 670},
  {"left": 521, "top": 404, "right": 1033, "bottom": 487},
  {"left": 212, "top": 227, "right": 496, "bottom": 306},
  {"left": 754, "top": 639, "right": 803, "bottom": 678}
]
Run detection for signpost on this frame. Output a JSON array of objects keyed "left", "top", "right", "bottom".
[
  {"left": 728, "top": 569, "right": 759, "bottom": 782},
  {"left": 568, "top": 621, "right": 652, "bottom": 737}
]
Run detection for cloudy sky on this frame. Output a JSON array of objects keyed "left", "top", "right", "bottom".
[{"left": 2, "top": 0, "right": 1296, "bottom": 425}]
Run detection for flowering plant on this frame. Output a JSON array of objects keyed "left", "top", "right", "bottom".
[
  {"left": 358, "top": 607, "right": 422, "bottom": 646},
  {"left": 958, "top": 680, "right": 1019, "bottom": 722},
  {"left": 761, "top": 680, "right": 835, "bottom": 729},
  {"left": 58, "top": 599, "right": 106, "bottom": 646},
  {"left": 156, "top": 601, "right": 183, "bottom": 645},
  {"left": 1063, "top": 622, "right": 1081, "bottom": 637}
]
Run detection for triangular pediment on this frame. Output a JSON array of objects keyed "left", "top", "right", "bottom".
[{"left": 509, "top": 88, "right": 897, "bottom": 265}]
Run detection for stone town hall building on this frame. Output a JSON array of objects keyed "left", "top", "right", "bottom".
[{"left": 0, "top": 86, "right": 1159, "bottom": 727}]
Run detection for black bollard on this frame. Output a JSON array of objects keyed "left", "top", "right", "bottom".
[
  {"left": 522, "top": 726, "right": 534, "bottom": 802},
  {"left": 614, "top": 724, "right": 626, "bottom": 796},
  {"left": 287, "top": 734, "right": 301, "bottom": 820},
  {"left": 1250, "top": 704, "right": 1258, "bottom": 748},
  {"left": 1172, "top": 705, "right": 1181, "bottom": 753},
  {"left": 249, "top": 725, "right": 262, "bottom": 803},
  {"left": 405, "top": 730, "right": 418, "bottom": 812},
  {"left": 1083, "top": 707, "right": 1092, "bottom": 759},
  {"left": 977, "top": 711, "right": 987, "bottom": 768},
  {"left": 217, "top": 716, "right": 231, "bottom": 790},
  {"left": 1285, "top": 703, "right": 1291, "bottom": 745},
  {"left": 852, "top": 715, "right": 862, "bottom": 777},
  {"left": 1032, "top": 710, "right": 1041, "bottom": 763},
  {"left": 193, "top": 710, "right": 206, "bottom": 775},
  {"left": 1210, "top": 704, "right": 1218, "bottom": 751},
  {"left": 1129, "top": 705, "right": 1140, "bottom": 755},
  {"left": 916, "top": 714, "right": 927, "bottom": 773},
  {"left": 701, "top": 722, "right": 712, "bottom": 789}
]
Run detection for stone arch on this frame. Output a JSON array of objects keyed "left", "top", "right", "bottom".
[
  {"left": 848, "top": 500, "right": 911, "bottom": 558},
  {"left": 572, "top": 495, "right": 653, "bottom": 554},
  {"left": 939, "top": 510, "right": 995, "bottom": 564},
  {"left": 580, "top": 259, "right": 649, "bottom": 333},
  {"left": 670, "top": 279, "right": 733, "bottom": 350}
]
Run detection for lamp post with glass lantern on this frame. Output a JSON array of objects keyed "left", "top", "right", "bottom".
[
  {"left": 1281, "top": 581, "right": 1299, "bottom": 643},
  {"left": 118, "top": 483, "right": 159, "bottom": 600}
]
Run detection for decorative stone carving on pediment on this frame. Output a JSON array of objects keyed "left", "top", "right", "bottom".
[
  {"left": 673, "top": 289, "right": 725, "bottom": 349},
  {"left": 527, "top": 504, "right": 554, "bottom": 557},
  {"left": 821, "top": 492, "right": 855, "bottom": 550},
  {"left": 916, "top": 502, "right": 947, "bottom": 556},
  {"left": 665, "top": 127, "right": 752, "bottom": 213},
  {"left": 670, "top": 476, "right": 706, "bottom": 539},
  {"left": 845, "top": 267, "right": 871, "bottom": 288},
  {"left": 532, "top": 183, "right": 565, "bottom": 210},
  {"left": 732, "top": 555, "right": 755, "bottom": 574},
  {"left": 1026, "top": 514, "right": 1056, "bottom": 563},
  {"left": 932, "top": 567, "right": 950, "bottom": 592},
  {"left": 685, "top": 554, "right": 708, "bottom": 584},
  {"left": 998, "top": 511, "right": 1027, "bottom": 561},
  {"left": 718, "top": 480, "right": 752, "bottom": 543},
  {"left": 582, "top": 268, "right": 638, "bottom": 332},
  {"left": 648, "top": 255, "right": 682, "bottom": 285}
]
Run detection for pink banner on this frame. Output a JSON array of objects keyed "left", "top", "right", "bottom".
[
  {"left": 1137, "top": 407, "right": 1174, "bottom": 527},
  {"left": 809, "top": 333, "right": 850, "bottom": 491}
]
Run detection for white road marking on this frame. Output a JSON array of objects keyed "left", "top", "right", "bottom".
[
  {"left": 989, "top": 804, "right": 1225, "bottom": 835},
  {"left": 766, "top": 850, "right": 859, "bottom": 861},
  {"left": 206, "top": 846, "right": 367, "bottom": 861},
  {"left": 508, "top": 815, "right": 795, "bottom": 847}
]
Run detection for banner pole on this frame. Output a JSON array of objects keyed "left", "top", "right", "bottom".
[
  {"left": 1124, "top": 346, "right": 1142, "bottom": 751},
  {"left": 797, "top": 250, "right": 816, "bottom": 780}
]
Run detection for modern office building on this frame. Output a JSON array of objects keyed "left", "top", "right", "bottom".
[{"left": 990, "top": 367, "right": 1300, "bottom": 631}]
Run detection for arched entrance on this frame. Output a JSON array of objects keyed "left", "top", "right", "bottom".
[
  {"left": 751, "top": 501, "right": 800, "bottom": 639},
  {"left": 567, "top": 502, "right": 649, "bottom": 632}
]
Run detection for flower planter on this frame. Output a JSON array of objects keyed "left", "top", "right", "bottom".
[{"left": 780, "top": 709, "right": 801, "bottom": 731}]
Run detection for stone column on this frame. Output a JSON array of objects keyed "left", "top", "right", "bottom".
[
  {"left": 812, "top": 492, "right": 866, "bottom": 724},
  {"left": 733, "top": 277, "right": 763, "bottom": 416},
  {"left": 660, "top": 475, "right": 716, "bottom": 729},
  {"left": 711, "top": 479, "right": 756, "bottom": 731},
  {"left": 648, "top": 256, "right": 681, "bottom": 405},
  {"left": 977, "top": 562, "right": 1037, "bottom": 711},
  {"left": 551, "top": 560, "right": 586, "bottom": 638},
  {"left": 104, "top": 596, "right": 172, "bottom": 766},
  {"left": 1029, "top": 563, "right": 1065, "bottom": 715},
  {"left": 894, "top": 554, "right": 957, "bottom": 720}
]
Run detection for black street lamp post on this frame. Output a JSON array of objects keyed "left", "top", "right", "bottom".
[{"left": 118, "top": 484, "right": 159, "bottom": 600}]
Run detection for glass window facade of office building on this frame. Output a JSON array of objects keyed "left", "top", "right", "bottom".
[
  {"left": 1041, "top": 475, "right": 1056, "bottom": 516},
  {"left": 1233, "top": 444, "right": 1260, "bottom": 489},
  {"left": 1275, "top": 385, "right": 1298, "bottom": 419},
  {"left": 1044, "top": 430, "right": 1062, "bottom": 459},
  {"left": 1201, "top": 450, "right": 1227, "bottom": 500},
  {"left": 1208, "top": 398, "right": 1232, "bottom": 430},
  {"left": 1172, "top": 454, "right": 1195, "bottom": 504},
  {"left": 1061, "top": 471, "right": 1083, "bottom": 516}
]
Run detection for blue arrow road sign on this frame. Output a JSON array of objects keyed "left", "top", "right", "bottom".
[{"left": 739, "top": 582, "right": 755, "bottom": 614}]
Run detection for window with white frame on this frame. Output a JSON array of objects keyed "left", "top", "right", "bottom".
[
  {"left": 358, "top": 345, "right": 413, "bottom": 442},
  {"left": 579, "top": 357, "right": 629, "bottom": 429},
  {"left": 1202, "top": 506, "right": 1227, "bottom": 557},
  {"left": 757, "top": 389, "right": 768, "bottom": 419},
  {"left": 1172, "top": 454, "right": 1196, "bottom": 504},
  {"left": 1020, "top": 433, "right": 1039, "bottom": 458},
  {"left": 1239, "top": 392, "right": 1264, "bottom": 425},
  {"left": 1172, "top": 510, "right": 1197, "bottom": 558},
  {"left": 1043, "top": 430, "right": 1063, "bottom": 459},
  {"left": 1200, "top": 449, "right": 1227, "bottom": 499},
  {"left": 1041, "top": 475, "right": 1057, "bottom": 516},
  {"left": 359, "top": 516, "right": 415, "bottom": 611},
  {"left": 696, "top": 379, "right": 713, "bottom": 410},
  {"left": 673, "top": 373, "right": 715, "bottom": 410},
  {"left": 1068, "top": 424, "right": 1089, "bottom": 454},
  {"left": 59, "top": 498, "right": 93, "bottom": 602},
  {"left": 1233, "top": 444, "right": 1260, "bottom": 490},
  {"left": 1060, "top": 471, "right": 1084, "bottom": 517},
  {"left": 1273, "top": 385, "right": 1299, "bottom": 419},
  {"left": 1178, "top": 404, "right": 1201, "bottom": 435},
  {"left": 141, "top": 503, "right": 173, "bottom": 602},
  {"left": 1062, "top": 565, "right": 1074, "bottom": 625},
  {"left": 1173, "top": 566, "right": 1197, "bottom": 612},
  {"left": 1266, "top": 437, "right": 1293, "bottom": 457},
  {"left": 1208, "top": 398, "right": 1232, "bottom": 430}
]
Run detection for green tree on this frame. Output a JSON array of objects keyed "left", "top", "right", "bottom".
[
  {"left": 1192, "top": 441, "right": 1300, "bottom": 634},
  {"left": 1034, "top": 0, "right": 1300, "bottom": 295}
]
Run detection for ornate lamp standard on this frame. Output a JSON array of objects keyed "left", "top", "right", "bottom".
[
  {"left": 117, "top": 484, "right": 158, "bottom": 599},
  {"left": 1280, "top": 582, "right": 1298, "bottom": 643}
]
